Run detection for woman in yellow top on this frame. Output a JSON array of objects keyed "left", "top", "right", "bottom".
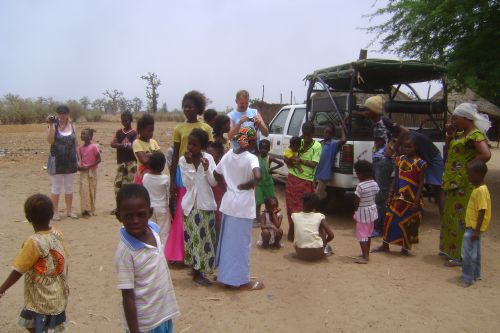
[
  {"left": 440, "top": 103, "right": 491, "bottom": 266},
  {"left": 132, "top": 113, "right": 160, "bottom": 184},
  {"left": 166, "top": 91, "right": 213, "bottom": 262}
]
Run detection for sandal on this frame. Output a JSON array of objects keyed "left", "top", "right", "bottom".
[
  {"left": 194, "top": 275, "right": 212, "bottom": 287},
  {"left": 52, "top": 213, "right": 61, "bottom": 221},
  {"left": 67, "top": 212, "right": 79, "bottom": 219},
  {"left": 370, "top": 245, "right": 388, "bottom": 253},
  {"left": 240, "top": 280, "right": 264, "bottom": 291},
  {"left": 355, "top": 258, "right": 369, "bottom": 264},
  {"left": 446, "top": 259, "right": 462, "bottom": 267}
]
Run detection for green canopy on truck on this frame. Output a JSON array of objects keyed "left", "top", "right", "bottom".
[{"left": 305, "top": 59, "right": 447, "bottom": 92}]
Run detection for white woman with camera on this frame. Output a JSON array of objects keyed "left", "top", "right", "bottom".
[
  {"left": 227, "top": 89, "right": 268, "bottom": 151},
  {"left": 47, "top": 105, "right": 80, "bottom": 220}
]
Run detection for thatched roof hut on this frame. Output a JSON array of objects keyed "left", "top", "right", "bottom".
[{"left": 432, "top": 88, "right": 500, "bottom": 119}]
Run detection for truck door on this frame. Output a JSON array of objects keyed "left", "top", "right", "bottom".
[{"left": 267, "top": 108, "right": 290, "bottom": 175}]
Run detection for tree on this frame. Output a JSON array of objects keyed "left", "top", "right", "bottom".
[
  {"left": 103, "top": 89, "right": 124, "bottom": 113},
  {"left": 140, "top": 72, "right": 161, "bottom": 113},
  {"left": 159, "top": 102, "right": 168, "bottom": 113},
  {"left": 91, "top": 98, "right": 108, "bottom": 112},
  {"left": 131, "top": 97, "right": 143, "bottom": 113},
  {"left": 79, "top": 96, "right": 91, "bottom": 110},
  {"left": 367, "top": 0, "right": 500, "bottom": 104}
]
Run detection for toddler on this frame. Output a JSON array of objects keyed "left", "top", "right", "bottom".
[
  {"left": 143, "top": 152, "right": 171, "bottom": 243},
  {"left": 353, "top": 160, "right": 379, "bottom": 264},
  {"left": 283, "top": 136, "right": 303, "bottom": 173},
  {"left": 0, "top": 194, "right": 69, "bottom": 333},
  {"left": 257, "top": 196, "right": 284, "bottom": 248},
  {"left": 79, "top": 128, "right": 101, "bottom": 218}
]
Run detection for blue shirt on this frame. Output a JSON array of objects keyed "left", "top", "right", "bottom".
[
  {"left": 229, "top": 108, "right": 259, "bottom": 150},
  {"left": 315, "top": 139, "right": 340, "bottom": 181}
]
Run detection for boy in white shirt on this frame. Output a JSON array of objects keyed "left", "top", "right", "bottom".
[{"left": 142, "top": 152, "right": 170, "bottom": 243}]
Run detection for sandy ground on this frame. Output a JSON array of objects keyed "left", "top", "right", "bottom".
[{"left": 0, "top": 121, "right": 500, "bottom": 333}]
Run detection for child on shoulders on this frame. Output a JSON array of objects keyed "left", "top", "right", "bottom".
[
  {"left": 0, "top": 194, "right": 69, "bottom": 333},
  {"left": 352, "top": 160, "right": 379, "bottom": 264},
  {"left": 79, "top": 128, "right": 101, "bottom": 218},
  {"left": 257, "top": 196, "right": 284, "bottom": 248},
  {"left": 461, "top": 160, "right": 491, "bottom": 287},
  {"left": 293, "top": 193, "right": 334, "bottom": 261},
  {"left": 115, "top": 184, "right": 180, "bottom": 333},
  {"left": 143, "top": 152, "right": 171, "bottom": 243}
]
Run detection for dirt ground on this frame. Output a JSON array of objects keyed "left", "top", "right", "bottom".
[{"left": 1, "top": 121, "right": 499, "bottom": 333}]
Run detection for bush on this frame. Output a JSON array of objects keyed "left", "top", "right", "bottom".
[{"left": 84, "top": 110, "right": 104, "bottom": 122}]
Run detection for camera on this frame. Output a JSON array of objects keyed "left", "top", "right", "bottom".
[
  {"left": 248, "top": 117, "right": 256, "bottom": 123},
  {"left": 48, "top": 115, "right": 59, "bottom": 124}
]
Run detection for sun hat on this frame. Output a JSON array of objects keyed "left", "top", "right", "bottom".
[
  {"left": 364, "top": 96, "right": 384, "bottom": 115},
  {"left": 56, "top": 105, "right": 70, "bottom": 114}
]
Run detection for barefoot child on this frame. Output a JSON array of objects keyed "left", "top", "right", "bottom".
[
  {"left": 255, "top": 139, "right": 284, "bottom": 218},
  {"left": 143, "top": 152, "right": 171, "bottom": 243},
  {"left": 79, "top": 128, "right": 101, "bottom": 218},
  {"left": 372, "top": 136, "right": 427, "bottom": 255},
  {"left": 0, "top": 194, "right": 69, "bottom": 333},
  {"left": 353, "top": 160, "right": 379, "bottom": 264},
  {"left": 257, "top": 196, "right": 284, "bottom": 248},
  {"left": 132, "top": 114, "right": 160, "bottom": 184},
  {"left": 115, "top": 184, "right": 180, "bottom": 333},
  {"left": 110, "top": 111, "right": 137, "bottom": 203},
  {"left": 461, "top": 160, "right": 491, "bottom": 287},
  {"left": 179, "top": 129, "right": 218, "bottom": 286},
  {"left": 293, "top": 193, "right": 334, "bottom": 261}
]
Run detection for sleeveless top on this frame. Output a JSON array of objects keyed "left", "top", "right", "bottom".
[
  {"left": 229, "top": 108, "right": 259, "bottom": 149},
  {"left": 50, "top": 124, "right": 78, "bottom": 174}
]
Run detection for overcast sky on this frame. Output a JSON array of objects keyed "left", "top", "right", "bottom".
[{"left": 0, "top": 0, "right": 395, "bottom": 111}]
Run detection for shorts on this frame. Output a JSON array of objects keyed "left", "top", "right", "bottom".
[{"left": 356, "top": 221, "right": 374, "bottom": 242}]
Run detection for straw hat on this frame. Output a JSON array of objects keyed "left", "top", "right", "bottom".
[{"left": 364, "top": 96, "right": 384, "bottom": 115}]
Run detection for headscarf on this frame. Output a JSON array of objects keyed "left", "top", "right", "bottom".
[
  {"left": 453, "top": 103, "right": 491, "bottom": 134},
  {"left": 364, "top": 95, "right": 384, "bottom": 115},
  {"left": 235, "top": 126, "right": 257, "bottom": 149}
]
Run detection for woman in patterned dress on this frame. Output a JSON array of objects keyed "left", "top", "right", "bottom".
[{"left": 440, "top": 103, "right": 491, "bottom": 265}]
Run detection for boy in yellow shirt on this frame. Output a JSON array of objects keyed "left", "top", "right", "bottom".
[{"left": 462, "top": 159, "right": 491, "bottom": 287}]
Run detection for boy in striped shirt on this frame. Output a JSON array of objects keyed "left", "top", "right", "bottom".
[{"left": 114, "top": 184, "right": 180, "bottom": 333}]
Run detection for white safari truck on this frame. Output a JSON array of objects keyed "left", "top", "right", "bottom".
[{"left": 265, "top": 59, "right": 448, "bottom": 199}]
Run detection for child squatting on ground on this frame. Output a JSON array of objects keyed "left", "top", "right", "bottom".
[
  {"left": 114, "top": 184, "right": 180, "bottom": 333},
  {"left": 142, "top": 152, "right": 171, "bottom": 244},
  {"left": 78, "top": 128, "right": 101, "bottom": 218},
  {"left": 461, "top": 159, "right": 491, "bottom": 287},
  {"left": 257, "top": 196, "right": 284, "bottom": 248},
  {"left": 0, "top": 194, "right": 69, "bottom": 333},
  {"left": 352, "top": 160, "right": 379, "bottom": 264},
  {"left": 293, "top": 193, "right": 334, "bottom": 261}
]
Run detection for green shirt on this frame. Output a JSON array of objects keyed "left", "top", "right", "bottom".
[{"left": 289, "top": 139, "right": 322, "bottom": 181}]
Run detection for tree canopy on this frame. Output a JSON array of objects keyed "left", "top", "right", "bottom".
[{"left": 367, "top": 0, "right": 500, "bottom": 105}]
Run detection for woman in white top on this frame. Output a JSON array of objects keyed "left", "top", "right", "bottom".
[
  {"left": 179, "top": 129, "right": 217, "bottom": 286},
  {"left": 46, "top": 105, "right": 80, "bottom": 221},
  {"left": 292, "top": 193, "right": 334, "bottom": 261},
  {"left": 214, "top": 126, "right": 263, "bottom": 290}
]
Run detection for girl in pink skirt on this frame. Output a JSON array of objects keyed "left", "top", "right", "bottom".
[{"left": 353, "top": 160, "right": 380, "bottom": 264}]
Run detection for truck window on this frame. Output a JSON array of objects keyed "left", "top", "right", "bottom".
[
  {"left": 311, "top": 111, "right": 340, "bottom": 138},
  {"left": 287, "top": 108, "right": 306, "bottom": 136},
  {"left": 269, "top": 109, "right": 290, "bottom": 135}
]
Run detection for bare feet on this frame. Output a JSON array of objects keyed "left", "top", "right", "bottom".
[
  {"left": 371, "top": 245, "right": 389, "bottom": 253},
  {"left": 240, "top": 280, "right": 264, "bottom": 291},
  {"left": 194, "top": 274, "right": 212, "bottom": 286}
]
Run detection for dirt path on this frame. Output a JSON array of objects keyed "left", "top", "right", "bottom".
[{"left": 1, "top": 121, "right": 499, "bottom": 332}]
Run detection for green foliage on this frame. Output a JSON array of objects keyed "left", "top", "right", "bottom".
[
  {"left": 84, "top": 110, "right": 104, "bottom": 122},
  {"left": 367, "top": 0, "right": 500, "bottom": 104},
  {"left": 133, "top": 111, "right": 184, "bottom": 122}
]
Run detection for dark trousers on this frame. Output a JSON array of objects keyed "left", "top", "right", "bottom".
[{"left": 373, "top": 157, "right": 394, "bottom": 232}]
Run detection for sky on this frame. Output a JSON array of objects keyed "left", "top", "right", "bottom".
[{"left": 0, "top": 0, "right": 398, "bottom": 111}]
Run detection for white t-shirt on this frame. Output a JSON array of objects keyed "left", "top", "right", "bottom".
[
  {"left": 142, "top": 174, "right": 169, "bottom": 208},
  {"left": 214, "top": 150, "right": 260, "bottom": 219},
  {"left": 292, "top": 212, "right": 325, "bottom": 248}
]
